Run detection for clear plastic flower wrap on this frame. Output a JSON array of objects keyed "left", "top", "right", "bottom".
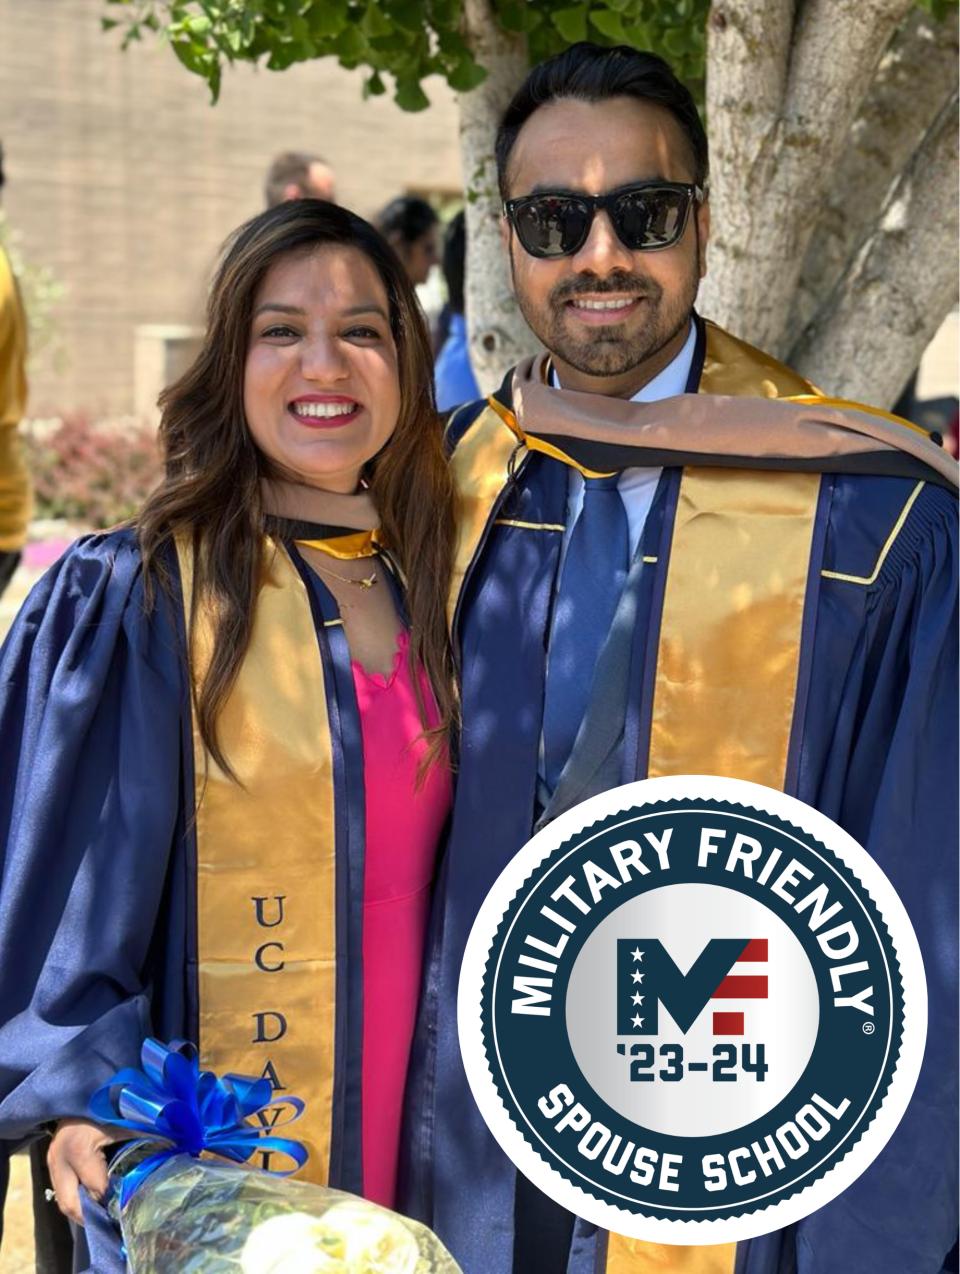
[
  {"left": 91, "top": 1040, "right": 462, "bottom": 1274},
  {"left": 108, "top": 1145, "right": 462, "bottom": 1273}
]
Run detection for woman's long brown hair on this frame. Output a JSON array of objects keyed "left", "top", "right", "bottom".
[{"left": 137, "top": 200, "right": 457, "bottom": 776}]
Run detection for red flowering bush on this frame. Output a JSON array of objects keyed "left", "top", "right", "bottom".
[{"left": 23, "top": 414, "right": 164, "bottom": 529}]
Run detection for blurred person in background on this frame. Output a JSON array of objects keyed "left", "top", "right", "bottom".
[
  {"left": 375, "top": 196, "right": 439, "bottom": 288},
  {"left": 264, "top": 149, "right": 337, "bottom": 206},
  {"left": 434, "top": 211, "right": 479, "bottom": 411},
  {"left": 0, "top": 140, "right": 32, "bottom": 601}
]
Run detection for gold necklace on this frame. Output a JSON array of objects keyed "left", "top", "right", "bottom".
[{"left": 308, "top": 554, "right": 379, "bottom": 590}]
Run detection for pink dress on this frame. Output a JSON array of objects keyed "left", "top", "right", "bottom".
[{"left": 351, "top": 629, "right": 452, "bottom": 1209}]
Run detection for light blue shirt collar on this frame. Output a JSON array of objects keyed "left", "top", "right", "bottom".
[{"left": 628, "top": 321, "right": 697, "bottom": 402}]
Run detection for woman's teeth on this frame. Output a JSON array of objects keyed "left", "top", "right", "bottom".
[{"left": 292, "top": 401, "right": 357, "bottom": 418}]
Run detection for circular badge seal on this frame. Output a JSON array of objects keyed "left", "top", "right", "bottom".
[{"left": 458, "top": 777, "right": 926, "bottom": 1243}]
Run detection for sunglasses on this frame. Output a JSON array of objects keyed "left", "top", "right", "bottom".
[{"left": 502, "top": 181, "right": 705, "bottom": 259}]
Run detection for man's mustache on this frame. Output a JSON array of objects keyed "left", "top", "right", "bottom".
[{"left": 550, "top": 273, "right": 662, "bottom": 305}]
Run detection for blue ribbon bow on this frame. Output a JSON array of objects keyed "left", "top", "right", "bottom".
[{"left": 89, "top": 1038, "right": 308, "bottom": 1208}]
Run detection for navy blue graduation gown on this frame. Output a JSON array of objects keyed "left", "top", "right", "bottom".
[
  {"left": 402, "top": 443, "right": 958, "bottom": 1274},
  {"left": 0, "top": 529, "right": 375, "bottom": 1269}
]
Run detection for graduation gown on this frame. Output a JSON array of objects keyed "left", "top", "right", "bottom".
[
  {"left": 401, "top": 317, "right": 959, "bottom": 1274},
  {"left": 0, "top": 526, "right": 394, "bottom": 1264}
]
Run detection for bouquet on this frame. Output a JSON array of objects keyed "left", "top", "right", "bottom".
[{"left": 92, "top": 1040, "right": 461, "bottom": 1273}]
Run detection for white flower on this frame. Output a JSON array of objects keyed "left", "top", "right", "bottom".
[
  {"left": 240, "top": 1212, "right": 347, "bottom": 1273},
  {"left": 316, "top": 1201, "right": 420, "bottom": 1273},
  {"left": 240, "top": 1202, "right": 420, "bottom": 1273}
]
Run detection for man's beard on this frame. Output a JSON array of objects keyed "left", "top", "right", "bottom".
[{"left": 513, "top": 264, "right": 700, "bottom": 379}]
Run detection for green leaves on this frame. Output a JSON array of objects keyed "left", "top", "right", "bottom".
[
  {"left": 333, "top": 23, "right": 368, "bottom": 64},
  {"left": 308, "top": 0, "right": 348, "bottom": 39},
  {"left": 551, "top": 6, "right": 589, "bottom": 43},
  {"left": 495, "top": 0, "right": 542, "bottom": 32},
  {"left": 363, "top": 69, "right": 387, "bottom": 96},
  {"left": 588, "top": 8, "right": 626, "bottom": 41},
  {"left": 915, "top": 0, "right": 958, "bottom": 18},
  {"left": 101, "top": 0, "right": 953, "bottom": 122},
  {"left": 99, "top": 0, "right": 718, "bottom": 110},
  {"left": 394, "top": 78, "right": 431, "bottom": 110},
  {"left": 447, "top": 56, "right": 488, "bottom": 92}
]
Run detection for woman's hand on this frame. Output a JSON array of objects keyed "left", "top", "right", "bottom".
[{"left": 47, "top": 1118, "right": 113, "bottom": 1225}]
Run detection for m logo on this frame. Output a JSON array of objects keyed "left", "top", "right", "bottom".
[
  {"left": 617, "top": 938, "right": 768, "bottom": 1036},
  {"left": 460, "top": 777, "right": 926, "bottom": 1243}
]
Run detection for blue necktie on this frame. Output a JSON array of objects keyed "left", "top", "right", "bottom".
[{"left": 542, "top": 474, "right": 630, "bottom": 794}]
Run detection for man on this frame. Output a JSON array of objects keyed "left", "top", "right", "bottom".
[
  {"left": 263, "top": 149, "right": 336, "bottom": 206},
  {"left": 402, "top": 43, "right": 957, "bottom": 1274},
  {"left": 0, "top": 140, "right": 31, "bottom": 600}
]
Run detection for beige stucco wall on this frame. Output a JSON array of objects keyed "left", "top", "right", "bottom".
[{"left": 0, "top": 0, "right": 462, "bottom": 416}]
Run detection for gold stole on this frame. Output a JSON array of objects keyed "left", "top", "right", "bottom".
[
  {"left": 606, "top": 330, "right": 820, "bottom": 1271},
  {"left": 447, "top": 403, "right": 524, "bottom": 628},
  {"left": 176, "top": 537, "right": 337, "bottom": 1185},
  {"left": 447, "top": 321, "right": 822, "bottom": 1273}
]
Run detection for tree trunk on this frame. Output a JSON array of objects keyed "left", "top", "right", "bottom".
[
  {"left": 458, "top": 0, "right": 535, "bottom": 394},
  {"left": 790, "top": 88, "right": 959, "bottom": 406}
]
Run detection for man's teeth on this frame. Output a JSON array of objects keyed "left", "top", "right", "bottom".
[
  {"left": 292, "top": 401, "right": 357, "bottom": 418},
  {"left": 570, "top": 298, "right": 636, "bottom": 311}
]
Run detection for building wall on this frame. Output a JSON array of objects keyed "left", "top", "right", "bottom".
[{"left": 0, "top": 0, "right": 463, "bottom": 416}]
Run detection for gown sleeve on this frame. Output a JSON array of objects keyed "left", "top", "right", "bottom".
[
  {"left": 794, "top": 482, "right": 959, "bottom": 1274},
  {"left": 0, "top": 530, "right": 186, "bottom": 1142}
]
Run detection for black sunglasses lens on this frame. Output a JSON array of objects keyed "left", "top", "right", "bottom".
[
  {"left": 514, "top": 196, "right": 591, "bottom": 258},
  {"left": 614, "top": 188, "right": 689, "bottom": 249}
]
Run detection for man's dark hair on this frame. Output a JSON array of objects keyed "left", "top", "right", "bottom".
[
  {"left": 375, "top": 195, "right": 439, "bottom": 246},
  {"left": 264, "top": 151, "right": 328, "bottom": 208},
  {"left": 495, "top": 42, "right": 708, "bottom": 199}
]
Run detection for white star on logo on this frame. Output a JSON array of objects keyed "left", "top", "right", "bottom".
[
  {"left": 631, "top": 993, "right": 644, "bottom": 1005},
  {"left": 631, "top": 970, "right": 643, "bottom": 984},
  {"left": 631, "top": 947, "right": 644, "bottom": 962},
  {"left": 631, "top": 1014, "right": 644, "bottom": 1028}
]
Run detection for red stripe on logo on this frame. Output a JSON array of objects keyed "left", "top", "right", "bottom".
[
  {"left": 712, "top": 975, "right": 768, "bottom": 998},
  {"left": 737, "top": 939, "right": 768, "bottom": 962},
  {"left": 713, "top": 1012, "right": 744, "bottom": 1035}
]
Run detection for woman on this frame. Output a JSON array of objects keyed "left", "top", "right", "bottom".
[
  {"left": 0, "top": 199, "right": 457, "bottom": 1251},
  {"left": 374, "top": 196, "right": 440, "bottom": 288}
]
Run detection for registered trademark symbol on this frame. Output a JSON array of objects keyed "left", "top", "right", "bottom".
[{"left": 862, "top": 1022, "right": 876, "bottom": 1035}]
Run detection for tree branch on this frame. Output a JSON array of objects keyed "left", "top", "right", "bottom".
[
  {"left": 789, "top": 6, "right": 958, "bottom": 345},
  {"left": 699, "top": 0, "right": 794, "bottom": 331},
  {"left": 790, "top": 88, "right": 959, "bottom": 408},
  {"left": 785, "top": 0, "right": 914, "bottom": 148},
  {"left": 705, "top": 0, "right": 794, "bottom": 131},
  {"left": 700, "top": 0, "right": 915, "bottom": 356}
]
